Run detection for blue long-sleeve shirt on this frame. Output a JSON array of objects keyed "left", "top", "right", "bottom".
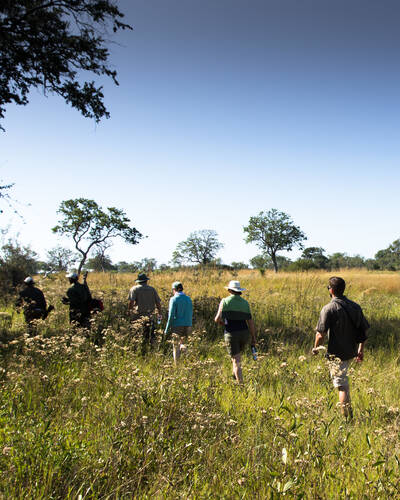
[{"left": 165, "top": 292, "right": 193, "bottom": 332}]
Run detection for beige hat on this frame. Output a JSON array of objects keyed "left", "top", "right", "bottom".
[{"left": 225, "top": 280, "right": 246, "bottom": 292}]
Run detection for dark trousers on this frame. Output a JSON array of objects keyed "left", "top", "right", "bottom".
[
  {"left": 69, "top": 308, "right": 90, "bottom": 328},
  {"left": 143, "top": 317, "right": 156, "bottom": 345},
  {"left": 131, "top": 314, "right": 156, "bottom": 353},
  {"left": 24, "top": 308, "right": 45, "bottom": 335}
]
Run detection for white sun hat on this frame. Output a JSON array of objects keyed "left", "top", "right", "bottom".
[
  {"left": 66, "top": 272, "right": 78, "bottom": 279},
  {"left": 225, "top": 280, "right": 246, "bottom": 292}
]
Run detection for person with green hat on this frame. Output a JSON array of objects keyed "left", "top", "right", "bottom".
[
  {"left": 214, "top": 280, "right": 257, "bottom": 384},
  {"left": 164, "top": 281, "right": 193, "bottom": 364},
  {"left": 128, "top": 273, "right": 162, "bottom": 350}
]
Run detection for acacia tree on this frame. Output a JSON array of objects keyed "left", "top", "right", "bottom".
[
  {"left": 244, "top": 209, "right": 306, "bottom": 272},
  {"left": 0, "top": 1, "right": 132, "bottom": 130},
  {"left": 172, "top": 230, "right": 223, "bottom": 266},
  {"left": 52, "top": 198, "right": 143, "bottom": 274}
]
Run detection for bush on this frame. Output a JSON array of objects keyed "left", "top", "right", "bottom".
[{"left": 0, "top": 241, "right": 39, "bottom": 297}]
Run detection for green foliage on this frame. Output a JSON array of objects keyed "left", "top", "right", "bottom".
[
  {"left": 230, "top": 261, "right": 249, "bottom": 270},
  {"left": 250, "top": 254, "right": 292, "bottom": 271},
  {"left": 0, "top": 183, "right": 15, "bottom": 213},
  {"left": 172, "top": 229, "right": 223, "bottom": 266},
  {"left": 85, "top": 252, "right": 115, "bottom": 272},
  {"left": 0, "top": 240, "right": 38, "bottom": 290},
  {"left": 302, "top": 246, "right": 329, "bottom": 268},
  {"left": 374, "top": 239, "right": 400, "bottom": 270},
  {"left": 46, "top": 246, "right": 77, "bottom": 272},
  {"left": 0, "top": 0, "right": 132, "bottom": 130},
  {"left": 328, "top": 252, "right": 366, "bottom": 270},
  {"left": 115, "top": 261, "right": 139, "bottom": 273},
  {"left": 244, "top": 209, "right": 306, "bottom": 272},
  {"left": 52, "top": 198, "right": 143, "bottom": 274},
  {"left": 115, "top": 258, "right": 157, "bottom": 273}
]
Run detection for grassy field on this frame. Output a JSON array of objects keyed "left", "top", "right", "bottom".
[{"left": 1, "top": 269, "right": 400, "bottom": 498}]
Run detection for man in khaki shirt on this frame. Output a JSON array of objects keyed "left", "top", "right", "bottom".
[
  {"left": 128, "top": 273, "right": 162, "bottom": 350},
  {"left": 312, "top": 276, "right": 369, "bottom": 419}
]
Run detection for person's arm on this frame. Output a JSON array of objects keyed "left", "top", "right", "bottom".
[
  {"left": 39, "top": 290, "right": 47, "bottom": 310},
  {"left": 164, "top": 297, "right": 174, "bottom": 333},
  {"left": 313, "top": 307, "right": 330, "bottom": 355},
  {"left": 154, "top": 290, "right": 162, "bottom": 316},
  {"left": 67, "top": 287, "right": 79, "bottom": 307},
  {"left": 214, "top": 300, "right": 224, "bottom": 326},
  {"left": 356, "top": 340, "right": 366, "bottom": 362},
  {"left": 246, "top": 318, "right": 257, "bottom": 345},
  {"left": 128, "top": 289, "right": 136, "bottom": 312},
  {"left": 312, "top": 331, "right": 325, "bottom": 355}
]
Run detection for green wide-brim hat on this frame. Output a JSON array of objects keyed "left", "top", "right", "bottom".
[{"left": 136, "top": 273, "right": 149, "bottom": 283}]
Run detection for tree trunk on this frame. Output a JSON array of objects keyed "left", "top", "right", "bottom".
[
  {"left": 271, "top": 253, "right": 278, "bottom": 273},
  {"left": 77, "top": 253, "right": 88, "bottom": 275}
]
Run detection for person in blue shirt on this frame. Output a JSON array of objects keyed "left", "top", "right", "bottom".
[{"left": 164, "top": 281, "right": 193, "bottom": 364}]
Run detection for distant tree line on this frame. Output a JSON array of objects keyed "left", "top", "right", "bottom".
[
  {"left": 2, "top": 237, "right": 400, "bottom": 289},
  {"left": 3, "top": 200, "right": 400, "bottom": 298}
]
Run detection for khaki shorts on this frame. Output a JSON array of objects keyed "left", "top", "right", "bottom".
[
  {"left": 172, "top": 326, "right": 192, "bottom": 337},
  {"left": 327, "top": 358, "right": 351, "bottom": 389}
]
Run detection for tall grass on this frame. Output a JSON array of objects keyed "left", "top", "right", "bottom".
[{"left": 1, "top": 269, "right": 400, "bottom": 498}]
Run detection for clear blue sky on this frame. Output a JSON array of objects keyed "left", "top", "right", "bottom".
[{"left": 2, "top": 0, "right": 400, "bottom": 265}]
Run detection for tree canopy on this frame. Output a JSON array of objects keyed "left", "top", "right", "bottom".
[
  {"left": 0, "top": 240, "right": 39, "bottom": 289},
  {"left": 374, "top": 239, "right": 400, "bottom": 270},
  {"left": 52, "top": 198, "right": 143, "bottom": 273},
  {"left": 0, "top": 0, "right": 132, "bottom": 130},
  {"left": 244, "top": 209, "right": 306, "bottom": 272},
  {"left": 172, "top": 230, "right": 223, "bottom": 266}
]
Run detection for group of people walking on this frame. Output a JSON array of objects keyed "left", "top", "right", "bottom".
[
  {"left": 16, "top": 272, "right": 93, "bottom": 331},
  {"left": 15, "top": 272, "right": 369, "bottom": 418}
]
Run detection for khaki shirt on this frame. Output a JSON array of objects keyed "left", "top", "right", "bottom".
[
  {"left": 128, "top": 283, "right": 161, "bottom": 315},
  {"left": 316, "top": 296, "right": 369, "bottom": 360}
]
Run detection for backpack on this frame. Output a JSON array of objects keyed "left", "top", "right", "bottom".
[{"left": 89, "top": 298, "right": 104, "bottom": 313}]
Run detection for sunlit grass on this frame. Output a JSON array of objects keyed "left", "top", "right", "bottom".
[{"left": 1, "top": 269, "right": 400, "bottom": 497}]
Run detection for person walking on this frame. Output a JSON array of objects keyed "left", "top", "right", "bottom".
[
  {"left": 164, "top": 281, "right": 193, "bottom": 364},
  {"left": 16, "top": 276, "right": 50, "bottom": 334},
  {"left": 312, "top": 276, "right": 369, "bottom": 418},
  {"left": 215, "top": 280, "right": 256, "bottom": 384},
  {"left": 62, "top": 272, "right": 92, "bottom": 327},
  {"left": 128, "top": 273, "right": 162, "bottom": 351}
]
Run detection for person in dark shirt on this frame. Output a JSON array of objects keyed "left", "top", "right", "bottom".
[
  {"left": 16, "top": 276, "right": 47, "bottom": 334},
  {"left": 312, "top": 276, "right": 369, "bottom": 418},
  {"left": 62, "top": 272, "right": 92, "bottom": 327},
  {"left": 215, "top": 280, "right": 257, "bottom": 384}
]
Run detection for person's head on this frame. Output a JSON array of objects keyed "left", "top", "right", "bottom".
[
  {"left": 66, "top": 272, "right": 79, "bottom": 284},
  {"left": 24, "top": 276, "right": 35, "bottom": 286},
  {"left": 328, "top": 276, "right": 346, "bottom": 297},
  {"left": 172, "top": 281, "right": 183, "bottom": 293},
  {"left": 135, "top": 273, "right": 149, "bottom": 284},
  {"left": 225, "top": 280, "right": 246, "bottom": 295}
]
